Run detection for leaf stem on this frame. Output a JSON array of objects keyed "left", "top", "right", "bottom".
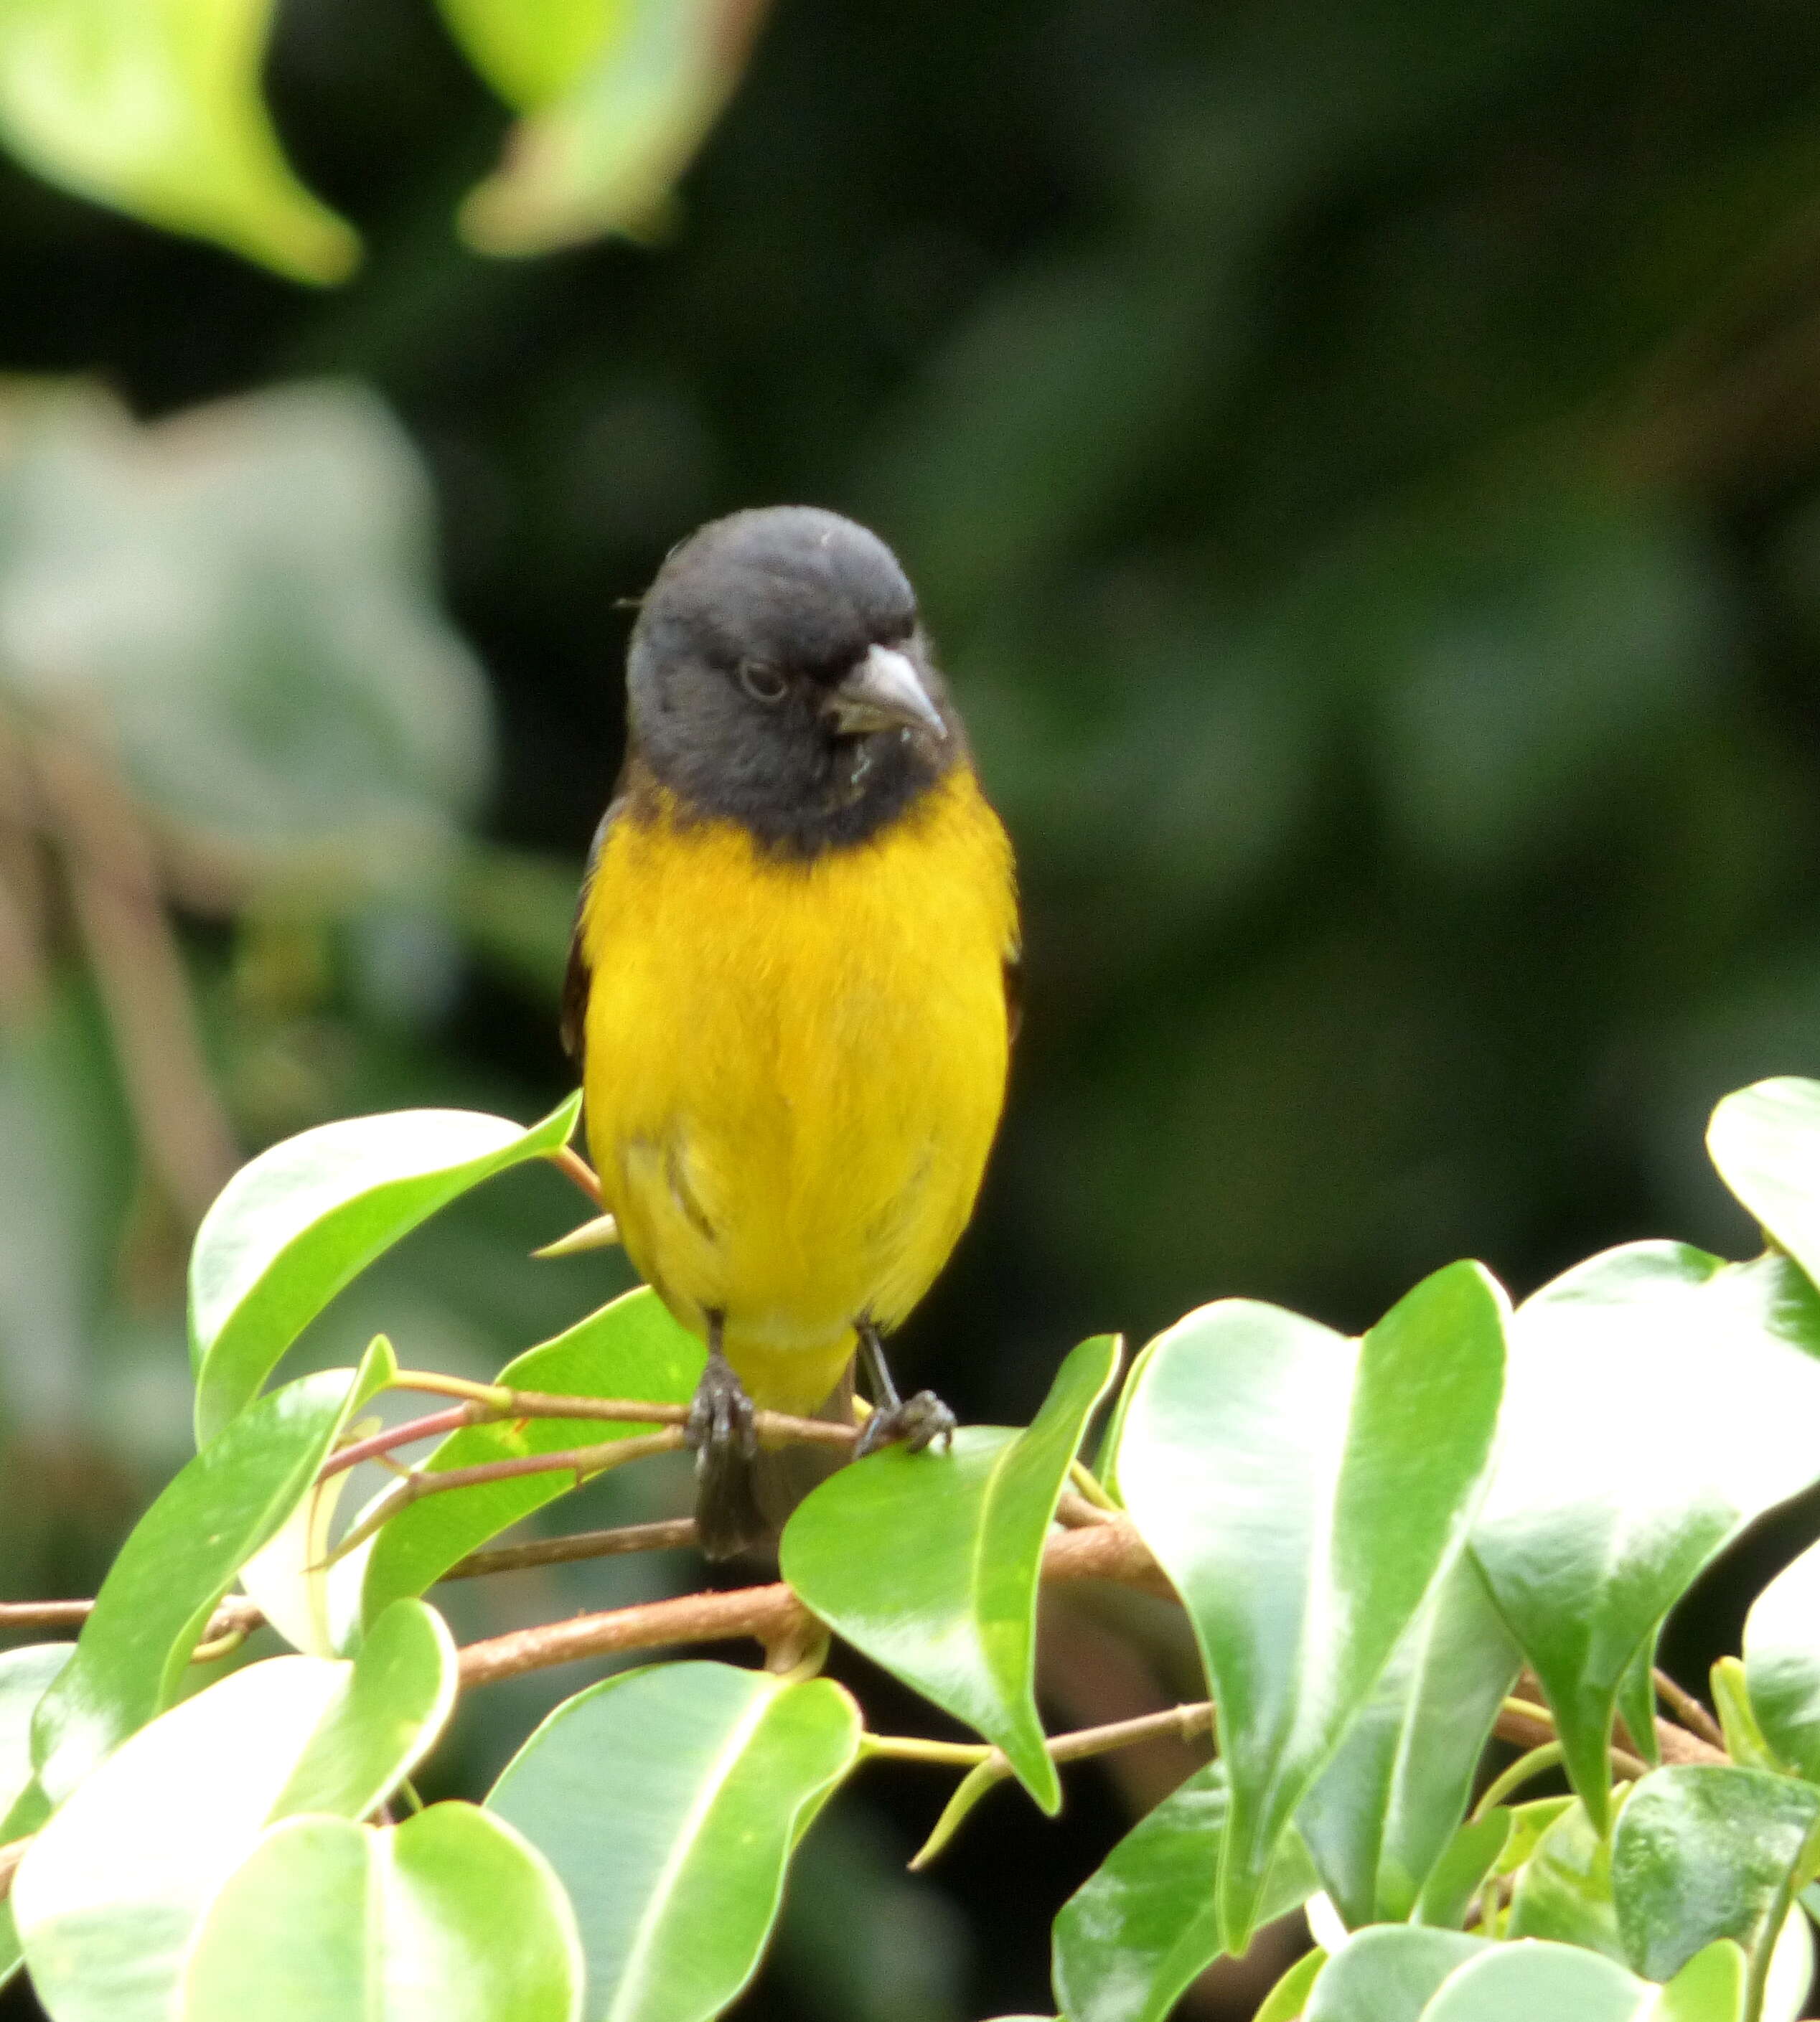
[
  {"left": 547, "top": 1144, "right": 605, "bottom": 1207},
  {"left": 860, "top": 1734, "right": 993, "bottom": 1766},
  {"left": 1472, "top": 1741, "right": 1565, "bottom": 1820},
  {"left": 1067, "top": 1460, "right": 1120, "bottom": 1512},
  {"left": 1654, "top": 1666, "right": 1726, "bottom": 1750}
]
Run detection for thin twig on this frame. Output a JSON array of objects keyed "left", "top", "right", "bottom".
[
  {"left": 1654, "top": 1667, "right": 1726, "bottom": 1751},
  {"left": 444, "top": 1519, "right": 700, "bottom": 1580},
  {"left": 548, "top": 1146, "right": 605, "bottom": 1207},
  {"left": 321, "top": 1405, "right": 482, "bottom": 1479},
  {"left": 0, "top": 1594, "right": 265, "bottom": 1639},
  {"left": 382, "top": 1374, "right": 857, "bottom": 1449}
]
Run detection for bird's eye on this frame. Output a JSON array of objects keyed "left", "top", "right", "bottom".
[{"left": 738, "top": 658, "right": 787, "bottom": 704}]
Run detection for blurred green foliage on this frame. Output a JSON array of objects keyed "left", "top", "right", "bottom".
[{"left": 3, "top": 0, "right": 1820, "bottom": 2013}]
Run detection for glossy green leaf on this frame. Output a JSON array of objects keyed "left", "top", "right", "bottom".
[
  {"left": 457, "top": 0, "right": 770, "bottom": 255},
  {"left": 782, "top": 1334, "right": 1120, "bottom": 1810},
  {"left": 15, "top": 1634, "right": 454, "bottom": 2022},
  {"left": 1493, "top": 1795, "right": 1577, "bottom": 1874},
  {"left": 1420, "top": 1942, "right": 1651, "bottom": 2020},
  {"left": 1049, "top": 1763, "right": 1317, "bottom": 2022},
  {"left": 362, "top": 1286, "right": 704, "bottom": 1624},
  {"left": 1743, "top": 1536, "right": 1820, "bottom": 1782},
  {"left": 1303, "top": 1925, "right": 1487, "bottom": 2021},
  {"left": 488, "top": 1660, "right": 860, "bottom": 2022},
  {"left": 0, "top": 0, "right": 356, "bottom": 281},
  {"left": 32, "top": 1347, "right": 388, "bottom": 1804},
  {"left": 182, "top": 1804, "right": 581, "bottom": 2021},
  {"left": 1298, "top": 1551, "right": 1521, "bottom": 1927},
  {"left": 189, "top": 1094, "right": 578, "bottom": 1442},
  {"left": 1412, "top": 1809, "right": 1513, "bottom": 1931},
  {"left": 1112, "top": 1263, "right": 1506, "bottom": 1946},
  {"left": 1470, "top": 1244, "right": 1820, "bottom": 1829},
  {"left": 1709, "top": 1657, "right": 1782, "bottom": 1773},
  {"left": 1507, "top": 1797, "right": 1624, "bottom": 1960},
  {"left": 1708, "top": 1079, "right": 1820, "bottom": 1289},
  {"left": 1648, "top": 1942, "right": 1747, "bottom": 2022},
  {"left": 1255, "top": 1948, "right": 1326, "bottom": 2022},
  {"left": 1620, "top": 1631, "right": 1664, "bottom": 1768},
  {"left": 1610, "top": 1766, "right": 1820, "bottom": 1985}
]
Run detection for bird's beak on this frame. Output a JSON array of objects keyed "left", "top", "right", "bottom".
[{"left": 825, "top": 644, "right": 947, "bottom": 741}]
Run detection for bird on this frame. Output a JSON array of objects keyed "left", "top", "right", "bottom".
[{"left": 561, "top": 506, "right": 1020, "bottom": 1558}]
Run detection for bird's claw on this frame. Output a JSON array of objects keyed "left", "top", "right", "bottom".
[
  {"left": 854, "top": 1389, "right": 956, "bottom": 1460},
  {"left": 686, "top": 1358, "right": 759, "bottom": 1469}
]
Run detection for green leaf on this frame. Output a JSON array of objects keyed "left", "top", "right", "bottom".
[
  {"left": 1303, "top": 1925, "right": 1487, "bottom": 2021},
  {"left": 1620, "top": 1631, "right": 1664, "bottom": 1769},
  {"left": 1412, "top": 1810, "right": 1514, "bottom": 1930},
  {"left": 782, "top": 1334, "right": 1120, "bottom": 1811},
  {"left": 1507, "top": 1798, "right": 1625, "bottom": 1960},
  {"left": 438, "top": 0, "right": 619, "bottom": 108},
  {"left": 190, "top": 1096, "right": 579, "bottom": 1442},
  {"left": 1111, "top": 1263, "right": 1506, "bottom": 1947},
  {"left": 0, "top": 0, "right": 356, "bottom": 281},
  {"left": 14, "top": 1631, "right": 456, "bottom": 2022},
  {"left": 32, "top": 1347, "right": 389, "bottom": 1804},
  {"left": 1648, "top": 1942, "right": 1747, "bottom": 2022},
  {"left": 1470, "top": 1244, "right": 1820, "bottom": 1830},
  {"left": 182, "top": 1805, "right": 582, "bottom": 2021},
  {"left": 457, "top": 0, "right": 770, "bottom": 255},
  {"left": 1761, "top": 1907, "right": 1815, "bottom": 2022},
  {"left": 362, "top": 1287, "right": 704, "bottom": 1624},
  {"left": 1709, "top": 1658, "right": 1783, "bottom": 1773},
  {"left": 1297, "top": 1551, "right": 1521, "bottom": 1927},
  {"left": 1708, "top": 1079, "right": 1820, "bottom": 1289},
  {"left": 1610, "top": 1766, "right": 1820, "bottom": 1984},
  {"left": 1494, "top": 1795, "right": 1577, "bottom": 1875},
  {"left": 1255, "top": 1948, "right": 1327, "bottom": 2022},
  {"left": 488, "top": 1660, "right": 860, "bottom": 2022},
  {"left": 1419, "top": 1942, "right": 1651, "bottom": 2020},
  {"left": 1049, "top": 1763, "right": 1317, "bottom": 2022},
  {"left": 0, "top": 1646, "right": 69, "bottom": 1990},
  {"left": 1743, "top": 1537, "right": 1820, "bottom": 1782}
]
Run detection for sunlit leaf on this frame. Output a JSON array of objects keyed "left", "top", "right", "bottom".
[
  {"left": 456, "top": 0, "right": 772, "bottom": 255},
  {"left": 1708, "top": 1078, "right": 1820, "bottom": 1290},
  {"left": 1049, "top": 1763, "right": 1316, "bottom": 2022},
  {"left": 1255, "top": 1948, "right": 1326, "bottom": 2022},
  {"left": 182, "top": 1805, "right": 581, "bottom": 2021},
  {"left": 1743, "top": 1536, "right": 1820, "bottom": 1782},
  {"left": 189, "top": 1096, "right": 578, "bottom": 1442},
  {"left": 1470, "top": 1244, "right": 1820, "bottom": 1829},
  {"left": 0, "top": 0, "right": 356, "bottom": 281},
  {"left": 362, "top": 1286, "right": 703, "bottom": 1624},
  {"left": 15, "top": 1626, "right": 458, "bottom": 2022},
  {"left": 1507, "top": 1797, "right": 1624, "bottom": 1960},
  {"left": 1648, "top": 1941, "right": 1747, "bottom": 2022},
  {"left": 1112, "top": 1263, "right": 1506, "bottom": 1947},
  {"left": 1418, "top": 1941, "right": 1651, "bottom": 2019},
  {"left": 32, "top": 1346, "right": 389, "bottom": 1805},
  {"left": 1709, "top": 1657, "right": 1782, "bottom": 1773},
  {"left": 1297, "top": 1551, "right": 1520, "bottom": 1927},
  {"left": 1493, "top": 1795, "right": 1576, "bottom": 1875},
  {"left": 0, "top": 1645, "right": 70, "bottom": 1992},
  {"left": 782, "top": 1335, "right": 1120, "bottom": 1811},
  {"left": 489, "top": 1661, "right": 860, "bottom": 2022},
  {"left": 1609, "top": 1765, "right": 1820, "bottom": 1985},
  {"left": 1302, "top": 1924, "right": 1486, "bottom": 2021},
  {"left": 438, "top": 0, "right": 619, "bottom": 108}
]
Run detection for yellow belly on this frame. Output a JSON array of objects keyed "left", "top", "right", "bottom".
[{"left": 578, "top": 766, "right": 1018, "bottom": 1414}]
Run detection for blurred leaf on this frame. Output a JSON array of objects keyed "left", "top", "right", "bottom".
[
  {"left": 782, "top": 1335, "right": 1120, "bottom": 1812},
  {"left": 1111, "top": 1263, "right": 1505, "bottom": 1947},
  {"left": 1254, "top": 1948, "right": 1326, "bottom": 2022},
  {"left": 0, "top": 1643, "right": 70, "bottom": 1823},
  {"left": 0, "top": 0, "right": 355, "bottom": 281},
  {"left": 1049, "top": 1762, "right": 1316, "bottom": 2022},
  {"left": 182, "top": 1804, "right": 581, "bottom": 2021},
  {"left": 1709, "top": 1657, "right": 1783, "bottom": 1774},
  {"left": 1302, "top": 1925, "right": 1486, "bottom": 2021},
  {"left": 1493, "top": 1796, "right": 1577, "bottom": 1876},
  {"left": 1507, "top": 1797, "right": 1624, "bottom": 1960},
  {"left": 488, "top": 1660, "right": 860, "bottom": 2022},
  {"left": 1470, "top": 1244, "right": 1820, "bottom": 1829},
  {"left": 16, "top": 1631, "right": 455, "bottom": 2022},
  {"left": 0, "top": 382, "right": 489, "bottom": 892},
  {"left": 457, "top": 0, "right": 771, "bottom": 255},
  {"left": 1412, "top": 1809, "right": 1514, "bottom": 1932},
  {"left": 362, "top": 1286, "right": 703, "bottom": 1624},
  {"left": 32, "top": 1348, "right": 388, "bottom": 1804},
  {"left": 1760, "top": 1906, "right": 1815, "bottom": 2022},
  {"left": 1743, "top": 1533, "right": 1820, "bottom": 1782},
  {"left": 1296, "top": 1551, "right": 1521, "bottom": 1927},
  {"left": 1708, "top": 1078, "right": 1820, "bottom": 1287},
  {"left": 1610, "top": 1766, "right": 1820, "bottom": 1985},
  {"left": 189, "top": 1095, "right": 578, "bottom": 1442},
  {"left": 1417, "top": 1942, "right": 1651, "bottom": 2019},
  {"left": 1648, "top": 1940, "right": 1746, "bottom": 2022}
]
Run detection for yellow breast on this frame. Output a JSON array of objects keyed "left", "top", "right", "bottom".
[{"left": 578, "top": 765, "right": 1018, "bottom": 1414}]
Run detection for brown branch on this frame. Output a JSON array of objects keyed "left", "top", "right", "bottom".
[
  {"left": 1488, "top": 1695, "right": 1722, "bottom": 1773},
  {"left": 0, "top": 1594, "right": 264, "bottom": 1640},
  {"left": 548, "top": 1146, "right": 605, "bottom": 1208},
  {"left": 322, "top": 1405, "right": 482, "bottom": 1478},
  {"left": 445, "top": 1519, "right": 698, "bottom": 1579},
  {"left": 1654, "top": 1666, "right": 1726, "bottom": 1751}
]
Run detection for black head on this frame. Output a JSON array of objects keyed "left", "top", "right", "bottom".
[{"left": 624, "top": 507, "right": 962, "bottom": 852}]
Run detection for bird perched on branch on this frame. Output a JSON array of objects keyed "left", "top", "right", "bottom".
[{"left": 563, "top": 507, "right": 1019, "bottom": 1557}]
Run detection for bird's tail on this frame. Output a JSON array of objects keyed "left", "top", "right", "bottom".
[{"left": 695, "top": 1365, "right": 857, "bottom": 1561}]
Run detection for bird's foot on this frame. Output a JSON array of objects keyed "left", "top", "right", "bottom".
[
  {"left": 854, "top": 1389, "right": 957, "bottom": 1460},
  {"left": 686, "top": 1350, "right": 765, "bottom": 1560},
  {"left": 686, "top": 1353, "right": 759, "bottom": 1463}
]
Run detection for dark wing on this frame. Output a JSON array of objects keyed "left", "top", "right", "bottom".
[{"left": 560, "top": 801, "right": 620, "bottom": 1072}]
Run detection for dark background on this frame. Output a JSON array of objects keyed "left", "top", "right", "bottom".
[{"left": 7, "top": 0, "right": 1820, "bottom": 2014}]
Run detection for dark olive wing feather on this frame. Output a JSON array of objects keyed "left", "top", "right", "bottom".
[{"left": 560, "top": 801, "right": 619, "bottom": 1071}]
